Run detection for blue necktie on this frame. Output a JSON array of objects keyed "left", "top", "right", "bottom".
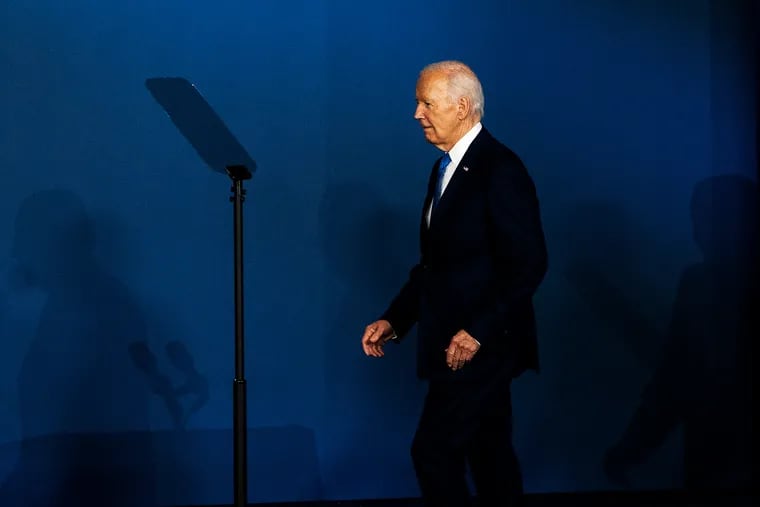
[{"left": 433, "top": 152, "right": 451, "bottom": 210}]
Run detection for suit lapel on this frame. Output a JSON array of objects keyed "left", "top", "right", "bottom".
[
  {"left": 419, "top": 157, "right": 440, "bottom": 244},
  {"left": 428, "top": 129, "right": 491, "bottom": 228},
  {"left": 428, "top": 161, "right": 464, "bottom": 225}
]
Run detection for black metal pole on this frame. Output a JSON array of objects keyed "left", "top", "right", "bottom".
[{"left": 227, "top": 165, "right": 251, "bottom": 507}]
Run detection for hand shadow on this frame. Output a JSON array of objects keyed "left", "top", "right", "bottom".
[{"left": 129, "top": 340, "right": 209, "bottom": 429}]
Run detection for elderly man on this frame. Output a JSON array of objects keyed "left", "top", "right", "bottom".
[{"left": 361, "top": 61, "right": 548, "bottom": 506}]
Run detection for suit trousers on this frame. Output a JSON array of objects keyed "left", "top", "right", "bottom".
[{"left": 411, "top": 369, "right": 523, "bottom": 507}]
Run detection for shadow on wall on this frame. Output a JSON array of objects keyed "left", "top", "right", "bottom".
[
  {"left": 0, "top": 188, "right": 155, "bottom": 506},
  {"left": 0, "top": 189, "right": 324, "bottom": 506},
  {"left": 130, "top": 340, "right": 210, "bottom": 430},
  {"left": 559, "top": 199, "right": 667, "bottom": 370},
  {"left": 318, "top": 178, "right": 423, "bottom": 497},
  {"left": 129, "top": 342, "right": 323, "bottom": 503},
  {"left": 144, "top": 425, "right": 323, "bottom": 505},
  {"left": 319, "top": 178, "right": 418, "bottom": 398},
  {"left": 604, "top": 174, "right": 757, "bottom": 491},
  {"left": 517, "top": 197, "right": 675, "bottom": 492}
]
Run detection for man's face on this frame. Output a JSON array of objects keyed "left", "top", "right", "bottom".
[{"left": 414, "top": 71, "right": 462, "bottom": 151}]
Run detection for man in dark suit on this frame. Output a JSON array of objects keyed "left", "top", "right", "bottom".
[{"left": 361, "top": 61, "right": 548, "bottom": 506}]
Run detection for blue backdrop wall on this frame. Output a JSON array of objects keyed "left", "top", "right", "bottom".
[{"left": 0, "top": 1, "right": 756, "bottom": 505}]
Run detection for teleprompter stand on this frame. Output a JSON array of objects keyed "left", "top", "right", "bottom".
[
  {"left": 227, "top": 163, "right": 252, "bottom": 507},
  {"left": 145, "top": 77, "right": 257, "bottom": 507}
]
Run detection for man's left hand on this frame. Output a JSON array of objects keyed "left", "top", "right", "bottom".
[{"left": 445, "top": 330, "right": 481, "bottom": 371}]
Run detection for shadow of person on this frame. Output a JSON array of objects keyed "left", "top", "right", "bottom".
[
  {"left": 0, "top": 189, "right": 156, "bottom": 506},
  {"left": 319, "top": 179, "right": 418, "bottom": 399},
  {"left": 604, "top": 174, "right": 757, "bottom": 492},
  {"left": 317, "top": 179, "right": 424, "bottom": 497},
  {"left": 559, "top": 199, "right": 666, "bottom": 369}
]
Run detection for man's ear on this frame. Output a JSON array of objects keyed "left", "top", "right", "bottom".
[{"left": 457, "top": 96, "right": 471, "bottom": 120}]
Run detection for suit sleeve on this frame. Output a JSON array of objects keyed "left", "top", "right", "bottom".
[
  {"left": 379, "top": 263, "right": 423, "bottom": 341},
  {"left": 464, "top": 155, "right": 548, "bottom": 345},
  {"left": 378, "top": 161, "right": 439, "bottom": 341}
]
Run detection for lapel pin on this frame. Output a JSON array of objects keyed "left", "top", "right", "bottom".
[{"left": 463, "top": 166, "right": 469, "bottom": 172}]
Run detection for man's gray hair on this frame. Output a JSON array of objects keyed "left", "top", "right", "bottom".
[{"left": 421, "top": 60, "right": 485, "bottom": 119}]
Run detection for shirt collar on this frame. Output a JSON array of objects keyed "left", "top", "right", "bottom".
[{"left": 447, "top": 122, "right": 482, "bottom": 168}]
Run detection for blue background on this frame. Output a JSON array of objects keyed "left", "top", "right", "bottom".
[{"left": 0, "top": 0, "right": 756, "bottom": 505}]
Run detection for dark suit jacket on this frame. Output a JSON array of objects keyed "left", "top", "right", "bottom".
[{"left": 381, "top": 128, "right": 548, "bottom": 381}]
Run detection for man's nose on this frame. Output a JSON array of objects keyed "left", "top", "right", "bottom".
[{"left": 414, "top": 104, "right": 424, "bottom": 120}]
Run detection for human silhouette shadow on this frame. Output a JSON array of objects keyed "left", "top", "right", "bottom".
[
  {"left": 604, "top": 174, "right": 757, "bottom": 491},
  {"left": 560, "top": 200, "right": 666, "bottom": 369},
  {"left": 0, "top": 189, "right": 156, "bottom": 506},
  {"left": 320, "top": 179, "right": 419, "bottom": 397},
  {"left": 318, "top": 179, "right": 423, "bottom": 496}
]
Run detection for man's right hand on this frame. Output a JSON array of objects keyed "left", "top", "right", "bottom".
[{"left": 361, "top": 320, "right": 396, "bottom": 357}]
